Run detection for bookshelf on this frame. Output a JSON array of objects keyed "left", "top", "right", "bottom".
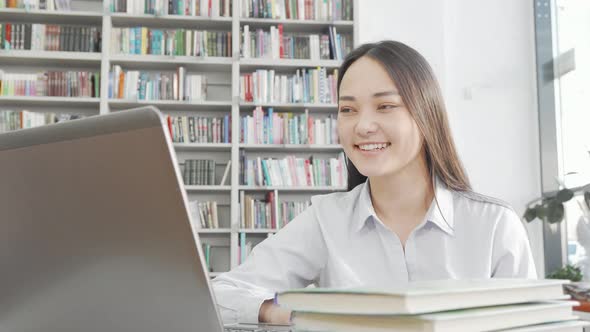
[
  {"left": 0, "top": 0, "right": 358, "bottom": 277},
  {"left": 239, "top": 58, "right": 342, "bottom": 70},
  {"left": 239, "top": 102, "right": 338, "bottom": 111},
  {"left": 0, "top": 8, "right": 102, "bottom": 24},
  {"left": 108, "top": 54, "right": 234, "bottom": 70},
  {"left": 0, "top": 50, "right": 102, "bottom": 66},
  {"left": 240, "top": 143, "right": 342, "bottom": 152}
]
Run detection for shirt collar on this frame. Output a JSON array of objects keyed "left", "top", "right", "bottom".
[
  {"left": 354, "top": 177, "right": 455, "bottom": 235},
  {"left": 428, "top": 177, "right": 455, "bottom": 235},
  {"left": 354, "top": 180, "right": 376, "bottom": 232}
]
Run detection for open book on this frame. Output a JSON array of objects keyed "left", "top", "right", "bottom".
[
  {"left": 277, "top": 278, "right": 569, "bottom": 315},
  {"left": 292, "top": 301, "right": 579, "bottom": 332}
]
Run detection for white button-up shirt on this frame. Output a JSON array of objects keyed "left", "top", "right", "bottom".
[{"left": 212, "top": 179, "right": 537, "bottom": 324}]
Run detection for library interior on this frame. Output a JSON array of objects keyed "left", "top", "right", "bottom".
[{"left": 1, "top": 0, "right": 590, "bottom": 331}]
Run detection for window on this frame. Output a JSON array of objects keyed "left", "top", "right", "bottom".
[{"left": 535, "top": 0, "right": 590, "bottom": 279}]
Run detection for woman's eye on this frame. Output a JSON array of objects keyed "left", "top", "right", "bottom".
[
  {"left": 339, "top": 107, "right": 353, "bottom": 113},
  {"left": 378, "top": 104, "right": 397, "bottom": 110}
]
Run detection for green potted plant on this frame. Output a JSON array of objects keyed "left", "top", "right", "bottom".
[
  {"left": 523, "top": 184, "right": 590, "bottom": 280},
  {"left": 546, "top": 264, "right": 582, "bottom": 282},
  {"left": 523, "top": 188, "right": 576, "bottom": 224}
]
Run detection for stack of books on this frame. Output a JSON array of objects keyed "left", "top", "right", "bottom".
[
  {"left": 563, "top": 282, "right": 590, "bottom": 322},
  {"left": 276, "top": 279, "right": 589, "bottom": 332}
]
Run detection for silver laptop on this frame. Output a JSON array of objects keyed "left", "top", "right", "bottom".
[{"left": 0, "top": 106, "right": 291, "bottom": 332}]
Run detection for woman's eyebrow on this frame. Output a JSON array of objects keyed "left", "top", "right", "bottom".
[
  {"left": 373, "top": 90, "right": 400, "bottom": 97},
  {"left": 339, "top": 91, "right": 400, "bottom": 101}
]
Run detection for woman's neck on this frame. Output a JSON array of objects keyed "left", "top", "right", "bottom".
[{"left": 368, "top": 157, "right": 434, "bottom": 230}]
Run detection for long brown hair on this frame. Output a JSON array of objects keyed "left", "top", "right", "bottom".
[{"left": 338, "top": 40, "right": 471, "bottom": 192}]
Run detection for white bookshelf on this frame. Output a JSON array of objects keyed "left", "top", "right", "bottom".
[
  {"left": 239, "top": 58, "right": 342, "bottom": 70},
  {"left": 110, "top": 13, "right": 232, "bottom": 29},
  {"left": 0, "top": 96, "right": 100, "bottom": 114},
  {"left": 0, "top": 50, "right": 102, "bottom": 66},
  {"left": 239, "top": 17, "right": 353, "bottom": 29},
  {"left": 108, "top": 99, "right": 232, "bottom": 111},
  {"left": 0, "top": 0, "right": 358, "bottom": 276},
  {"left": 174, "top": 142, "right": 232, "bottom": 151},
  {"left": 0, "top": 8, "right": 102, "bottom": 24},
  {"left": 239, "top": 185, "right": 347, "bottom": 192},
  {"left": 239, "top": 228, "right": 277, "bottom": 234},
  {"left": 239, "top": 102, "right": 338, "bottom": 112},
  {"left": 198, "top": 228, "right": 232, "bottom": 234},
  {"left": 239, "top": 143, "right": 342, "bottom": 152},
  {"left": 109, "top": 54, "right": 233, "bottom": 70},
  {"left": 185, "top": 185, "right": 232, "bottom": 192}
]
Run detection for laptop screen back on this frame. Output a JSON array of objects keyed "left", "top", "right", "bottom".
[{"left": 0, "top": 108, "right": 223, "bottom": 332}]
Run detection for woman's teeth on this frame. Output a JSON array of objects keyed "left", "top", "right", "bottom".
[{"left": 358, "top": 143, "right": 390, "bottom": 151}]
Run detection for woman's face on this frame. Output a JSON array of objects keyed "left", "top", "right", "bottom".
[{"left": 337, "top": 56, "right": 424, "bottom": 179}]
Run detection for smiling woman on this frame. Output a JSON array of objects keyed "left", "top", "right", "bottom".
[
  {"left": 211, "top": 40, "right": 537, "bottom": 326},
  {"left": 335, "top": 41, "right": 472, "bottom": 243},
  {"left": 337, "top": 41, "right": 470, "bottom": 193}
]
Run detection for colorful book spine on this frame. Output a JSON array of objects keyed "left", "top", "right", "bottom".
[
  {"left": 109, "top": 65, "right": 207, "bottom": 101},
  {"left": 182, "top": 159, "right": 217, "bottom": 185},
  {"left": 111, "top": 0, "right": 231, "bottom": 16},
  {"left": 167, "top": 115, "right": 230, "bottom": 143},
  {"left": 0, "top": 110, "right": 83, "bottom": 133},
  {"left": 239, "top": 192, "right": 310, "bottom": 230},
  {"left": 241, "top": 152, "right": 346, "bottom": 187},
  {"left": 190, "top": 201, "right": 220, "bottom": 229},
  {"left": 111, "top": 28, "right": 231, "bottom": 57},
  {"left": 2, "top": 0, "right": 74, "bottom": 10},
  {"left": 0, "top": 23, "right": 101, "bottom": 52},
  {"left": 202, "top": 243, "right": 212, "bottom": 271},
  {"left": 239, "top": 0, "right": 352, "bottom": 21},
  {"left": 241, "top": 106, "right": 337, "bottom": 145},
  {"left": 240, "top": 68, "right": 338, "bottom": 104},
  {"left": 0, "top": 71, "right": 99, "bottom": 97},
  {"left": 241, "top": 24, "right": 351, "bottom": 60}
]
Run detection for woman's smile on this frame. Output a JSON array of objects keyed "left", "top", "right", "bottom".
[{"left": 354, "top": 142, "right": 392, "bottom": 156}]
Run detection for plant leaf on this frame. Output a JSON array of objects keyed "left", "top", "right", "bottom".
[
  {"left": 556, "top": 189, "right": 574, "bottom": 203},
  {"left": 535, "top": 204, "right": 547, "bottom": 219},
  {"left": 547, "top": 201, "right": 565, "bottom": 223},
  {"left": 546, "top": 264, "right": 582, "bottom": 281},
  {"left": 524, "top": 208, "right": 536, "bottom": 222}
]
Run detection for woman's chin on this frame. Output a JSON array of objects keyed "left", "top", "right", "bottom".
[{"left": 355, "top": 166, "right": 389, "bottom": 179}]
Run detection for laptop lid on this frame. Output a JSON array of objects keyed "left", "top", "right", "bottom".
[{"left": 0, "top": 107, "right": 224, "bottom": 332}]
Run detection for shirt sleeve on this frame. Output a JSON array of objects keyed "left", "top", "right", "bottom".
[
  {"left": 491, "top": 208, "right": 538, "bottom": 279},
  {"left": 211, "top": 206, "right": 327, "bottom": 324}
]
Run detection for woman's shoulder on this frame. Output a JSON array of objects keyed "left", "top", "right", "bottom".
[
  {"left": 453, "top": 190, "right": 521, "bottom": 225},
  {"left": 456, "top": 190, "right": 514, "bottom": 210}
]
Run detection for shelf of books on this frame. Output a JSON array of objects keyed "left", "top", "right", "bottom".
[
  {"left": 239, "top": 102, "right": 338, "bottom": 112},
  {"left": 239, "top": 17, "right": 353, "bottom": 33},
  {"left": 240, "top": 143, "right": 342, "bottom": 152},
  {"left": 0, "top": 0, "right": 103, "bottom": 115},
  {"left": 109, "top": 13, "right": 233, "bottom": 30},
  {"left": 0, "top": 50, "right": 101, "bottom": 66},
  {"left": 109, "top": 55, "right": 233, "bottom": 71},
  {"left": 174, "top": 142, "right": 232, "bottom": 151},
  {"left": 0, "top": 0, "right": 357, "bottom": 277},
  {"left": 0, "top": 8, "right": 102, "bottom": 25}
]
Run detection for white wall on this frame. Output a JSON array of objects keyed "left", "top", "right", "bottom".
[
  {"left": 357, "top": 0, "right": 446, "bottom": 89},
  {"left": 358, "top": 0, "right": 545, "bottom": 276}
]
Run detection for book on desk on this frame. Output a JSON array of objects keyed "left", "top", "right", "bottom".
[{"left": 276, "top": 278, "right": 589, "bottom": 332}]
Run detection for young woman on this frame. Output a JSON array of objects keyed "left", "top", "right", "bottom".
[{"left": 212, "top": 40, "right": 537, "bottom": 325}]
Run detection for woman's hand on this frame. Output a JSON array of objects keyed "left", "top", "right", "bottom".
[{"left": 258, "top": 299, "right": 292, "bottom": 324}]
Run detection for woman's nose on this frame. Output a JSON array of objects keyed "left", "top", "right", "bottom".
[{"left": 355, "top": 111, "right": 379, "bottom": 136}]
